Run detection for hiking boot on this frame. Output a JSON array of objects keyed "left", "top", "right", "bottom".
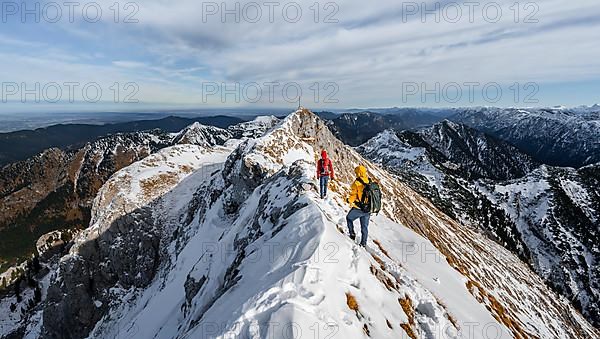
[
  {"left": 359, "top": 243, "right": 366, "bottom": 248},
  {"left": 349, "top": 234, "right": 356, "bottom": 241}
]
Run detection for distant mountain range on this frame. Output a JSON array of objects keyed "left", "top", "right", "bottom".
[
  {"left": 336, "top": 107, "right": 455, "bottom": 118},
  {"left": 448, "top": 106, "right": 600, "bottom": 168},
  {"left": 397, "top": 120, "right": 539, "bottom": 181},
  {"left": 320, "top": 106, "right": 600, "bottom": 169},
  {"left": 0, "top": 116, "right": 244, "bottom": 167},
  {"left": 5, "top": 105, "right": 598, "bottom": 169},
  {"left": 322, "top": 111, "right": 442, "bottom": 146}
]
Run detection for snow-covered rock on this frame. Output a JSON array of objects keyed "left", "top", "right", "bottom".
[
  {"left": 357, "top": 125, "right": 531, "bottom": 256},
  {"left": 5, "top": 109, "right": 598, "bottom": 339},
  {"left": 226, "top": 115, "right": 280, "bottom": 139},
  {"left": 360, "top": 126, "right": 600, "bottom": 328},
  {"left": 173, "top": 122, "right": 232, "bottom": 147},
  {"left": 477, "top": 164, "right": 600, "bottom": 325}
]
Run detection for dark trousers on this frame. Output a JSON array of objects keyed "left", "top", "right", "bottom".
[
  {"left": 347, "top": 208, "right": 370, "bottom": 246},
  {"left": 319, "top": 176, "right": 329, "bottom": 198}
]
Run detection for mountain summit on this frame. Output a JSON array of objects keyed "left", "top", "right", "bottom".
[{"left": 1, "top": 109, "right": 597, "bottom": 338}]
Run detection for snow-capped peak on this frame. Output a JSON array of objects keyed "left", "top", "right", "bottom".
[
  {"left": 226, "top": 115, "right": 281, "bottom": 139},
  {"left": 9, "top": 109, "right": 598, "bottom": 339},
  {"left": 173, "top": 122, "right": 232, "bottom": 147}
]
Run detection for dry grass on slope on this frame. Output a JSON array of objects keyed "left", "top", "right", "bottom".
[
  {"left": 398, "top": 295, "right": 417, "bottom": 339},
  {"left": 346, "top": 292, "right": 359, "bottom": 312},
  {"left": 283, "top": 109, "right": 598, "bottom": 338},
  {"left": 140, "top": 172, "right": 180, "bottom": 198}
]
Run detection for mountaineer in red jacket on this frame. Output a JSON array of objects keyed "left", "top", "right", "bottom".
[{"left": 317, "top": 150, "right": 334, "bottom": 199}]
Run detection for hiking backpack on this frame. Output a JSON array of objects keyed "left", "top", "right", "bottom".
[{"left": 357, "top": 178, "right": 382, "bottom": 214}]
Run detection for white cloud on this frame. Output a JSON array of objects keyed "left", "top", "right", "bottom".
[{"left": 1, "top": 0, "right": 600, "bottom": 107}]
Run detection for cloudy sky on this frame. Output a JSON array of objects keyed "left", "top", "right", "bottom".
[{"left": 1, "top": 0, "right": 600, "bottom": 110}]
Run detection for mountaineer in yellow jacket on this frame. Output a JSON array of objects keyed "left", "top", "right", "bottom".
[{"left": 346, "top": 165, "right": 372, "bottom": 247}]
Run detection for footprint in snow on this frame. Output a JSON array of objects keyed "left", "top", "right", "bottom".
[
  {"left": 341, "top": 312, "right": 353, "bottom": 325},
  {"left": 350, "top": 246, "right": 359, "bottom": 272},
  {"left": 308, "top": 293, "right": 326, "bottom": 306},
  {"left": 307, "top": 267, "right": 321, "bottom": 284}
]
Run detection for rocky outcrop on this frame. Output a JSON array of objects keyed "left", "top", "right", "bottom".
[
  {"left": 0, "top": 131, "right": 173, "bottom": 273},
  {"left": 221, "top": 140, "right": 269, "bottom": 214},
  {"left": 35, "top": 230, "right": 77, "bottom": 261},
  {"left": 43, "top": 207, "right": 159, "bottom": 339}
]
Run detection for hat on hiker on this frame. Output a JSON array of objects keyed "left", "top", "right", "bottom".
[{"left": 355, "top": 165, "right": 367, "bottom": 178}]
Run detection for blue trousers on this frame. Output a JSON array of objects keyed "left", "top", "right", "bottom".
[
  {"left": 319, "top": 176, "right": 329, "bottom": 198},
  {"left": 347, "top": 208, "right": 370, "bottom": 246}
]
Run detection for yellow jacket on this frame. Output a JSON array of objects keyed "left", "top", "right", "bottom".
[{"left": 347, "top": 165, "right": 369, "bottom": 208}]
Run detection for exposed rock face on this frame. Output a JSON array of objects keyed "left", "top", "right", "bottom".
[
  {"left": 43, "top": 207, "right": 159, "bottom": 339},
  {"left": 221, "top": 140, "right": 269, "bottom": 214},
  {"left": 44, "top": 254, "right": 100, "bottom": 339},
  {"left": 184, "top": 274, "right": 207, "bottom": 306},
  {"left": 35, "top": 229, "right": 77, "bottom": 261}
]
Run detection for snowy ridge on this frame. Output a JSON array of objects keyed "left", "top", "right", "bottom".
[
  {"left": 8, "top": 110, "right": 598, "bottom": 338},
  {"left": 75, "top": 144, "right": 234, "bottom": 250},
  {"left": 84, "top": 109, "right": 500, "bottom": 338},
  {"left": 226, "top": 115, "right": 280, "bottom": 139},
  {"left": 173, "top": 122, "right": 232, "bottom": 147}
]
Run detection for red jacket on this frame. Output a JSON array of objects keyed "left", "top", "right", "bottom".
[{"left": 317, "top": 150, "right": 334, "bottom": 179}]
